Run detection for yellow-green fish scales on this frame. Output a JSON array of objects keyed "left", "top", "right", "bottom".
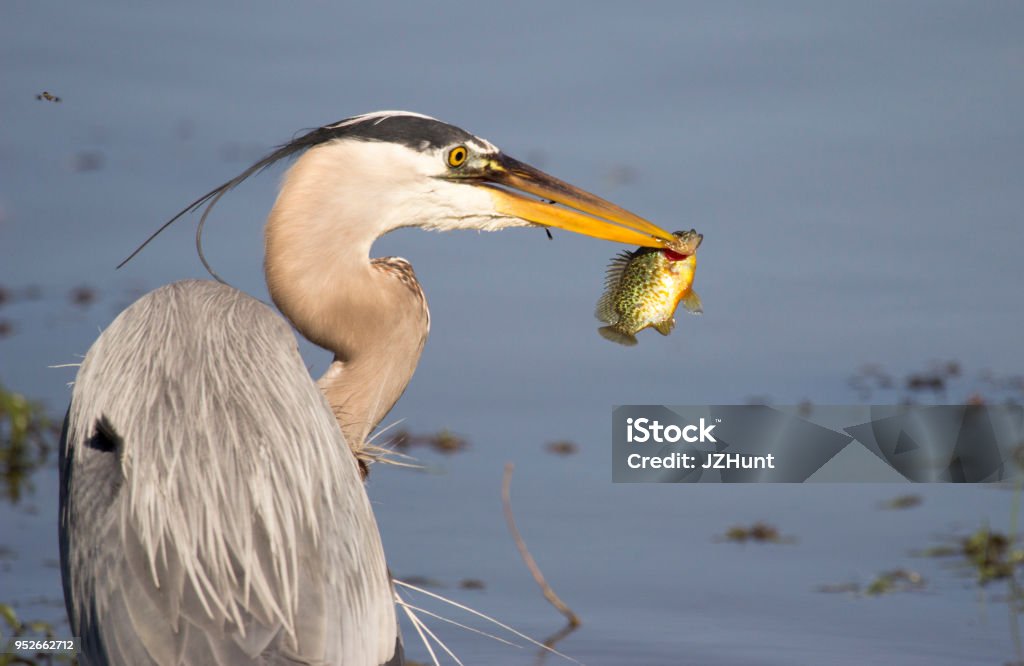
[{"left": 595, "top": 230, "right": 702, "bottom": 346}]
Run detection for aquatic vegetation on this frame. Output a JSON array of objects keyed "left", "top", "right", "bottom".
[
  {"left": 818, "top": 569, "right": 926, "bottom": 596},
  {"left": 962, "top": 528, "right": 1021, "bottom": 583},
  {"left": 865, "top": 569, "right": 926, "bottom": 596},
  {"left": 848, "top": 359, "right": 1024, "bottom": 405},
  {"left": 0, "top": 603, "right": 72, "bottom": 665},
  {"left": 0, "top": 382, "right": 59, "bottom": 503},
  {"left": 390, "top": 428, "right": 469, "bottom": 455},
  {"left": 921, "top": 527, "right": 1024, "bottom": 584},
  {"left": 719, "top": 522, "right": 796, "bottom": 544}
]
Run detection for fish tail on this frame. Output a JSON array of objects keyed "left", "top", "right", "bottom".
[{"left": 598, "top": 326, "right": 638, "bottom": 346}]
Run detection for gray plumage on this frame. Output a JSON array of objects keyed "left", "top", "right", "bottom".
[
  {"left": 60, "top": 110, "right": 677, "bottom": 666},
  {"left": 60, "top": 280, "right": 401, "bottom": 665}
]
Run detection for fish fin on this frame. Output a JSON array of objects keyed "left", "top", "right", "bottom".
[
  {"left": 595, "top": 250, "right": 634, "bottom": 323},
  {"left": 602, "top": 251, "right": 633, "bottom": 289},
  {"left": 598, "top": 326, "right": 638, "bottom": 346},
  {"left": 653, "top": 318, "right": 675, "bottom": 336},
  {"left": 682, "top": 290, "right": 703, "bottom": 315},
  {"left": 594, "top": 292, "right": 616, "bottom": 323}
]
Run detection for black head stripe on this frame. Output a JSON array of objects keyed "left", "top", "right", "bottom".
[{"left": 324, "top": 114, "right": 479, "bottom": 151}]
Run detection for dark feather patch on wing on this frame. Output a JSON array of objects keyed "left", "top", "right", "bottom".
[{"left": 88, "top": 415, "right": 121, "bottom": 453}]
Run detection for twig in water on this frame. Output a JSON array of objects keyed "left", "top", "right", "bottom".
[
  {"left": 502, "top": 462, "right": 580, "bottom": 627},
  {"left": 535, "top": 622, "right": 580, "bottom": 666}
]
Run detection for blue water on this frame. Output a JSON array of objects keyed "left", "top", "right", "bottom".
[{"left": 2, "top": 2, "right": 1024, "bottom": 663}]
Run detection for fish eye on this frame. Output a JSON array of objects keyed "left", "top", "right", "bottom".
[{"left": 447, "top": 145, "right": 468, "bottom": 168}]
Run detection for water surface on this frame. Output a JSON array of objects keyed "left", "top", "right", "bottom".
[{"left": 2, "top": 2, "right": 1023, "bottom": 663}]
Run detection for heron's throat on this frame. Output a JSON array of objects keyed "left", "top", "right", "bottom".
[{"left": 263, "top": 156, "right": 428, "bottom": 452}]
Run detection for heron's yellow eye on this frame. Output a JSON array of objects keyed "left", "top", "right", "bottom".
[{"left": 447, "top": 145, "right": 468, "bottom": 168}]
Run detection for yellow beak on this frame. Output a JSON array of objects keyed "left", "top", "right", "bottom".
[{"left": 475, "top": 154, "right": 676, "bottom": 248}]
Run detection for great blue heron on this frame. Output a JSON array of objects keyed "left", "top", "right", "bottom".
[{"left": 59, "top": 111, "right": 676, "bottom": 665}]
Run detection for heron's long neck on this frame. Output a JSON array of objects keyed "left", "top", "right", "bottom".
[{"left": 264, "top": 150, "right": 427, "bottom": 451}]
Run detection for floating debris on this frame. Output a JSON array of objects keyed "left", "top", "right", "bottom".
[
  {"left": 903, "top": 360, "right": 961, "bottom": 395},
  {"left": 719, "top": 522, "right": 796, "bottom": 544},
  {"left": 847, "top": 360, "right": 1024, "bottom": 405},
  {"left": 398, "top": 575, "right": 445, "bottom": 589},
  {"left": 545, "top": 440, "right": 579, "bottom": 456},
  {"left": 866, "top": 569, "right": 926, "bottom": 596},
  {"left": 34, "top": 91, "right": 61, "bottom": 103},
  {"left": 818, "top": 569, "right": 926, "bottom": 596},
  {"left": 390, "top": 428, "right": 468, "bottom": 455},
  {"left": 430, "top": 429, "right": 467, "bottom": 453},
  {"left": 906, "top": 372, "right": 945, "bottom": 393},
  {"left": 69, "top": 285, "right": 97, "bottom": 307},
  {"left": 881, "top": 494, "right": 923, "bottom": 510},
  {"left": 0, "top": 320, "right": 12, "bottom": 339},
  {"left": 458, "top": 578, "right": 486, "bottom": 590}
]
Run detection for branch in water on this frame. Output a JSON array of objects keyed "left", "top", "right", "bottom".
[{"left": 501, "top": 462, "right": 580, "bottom": 627}]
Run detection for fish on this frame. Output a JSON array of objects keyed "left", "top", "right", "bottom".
[{"left": 595, "top": 229, "right": 703, "bottom": 346}]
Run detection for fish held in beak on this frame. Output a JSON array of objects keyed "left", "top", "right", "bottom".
[{"left": 595, "top": 229, "right": 704, "bottom": 346}]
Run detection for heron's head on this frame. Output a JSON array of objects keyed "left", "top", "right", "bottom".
[
  {"left": 268, "top": 111, "right": 677, "bottom": 248},
  {"left": 118, "top": 111, "right": 679, "bottom": 274}
]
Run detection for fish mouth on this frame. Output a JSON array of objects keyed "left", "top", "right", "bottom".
[
  {"left": 664, "top": 249, "right": 692, "bottom": 262},
  {"left": 663, "top": 230, "right": 703, "bottom": 260},
  {"left": 470, "top": 153, "right": 677, "bottom": 248}
]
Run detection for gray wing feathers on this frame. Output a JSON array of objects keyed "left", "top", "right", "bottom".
[{"left": 61, "top": 280, "right": 400, "bottom": 665}]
